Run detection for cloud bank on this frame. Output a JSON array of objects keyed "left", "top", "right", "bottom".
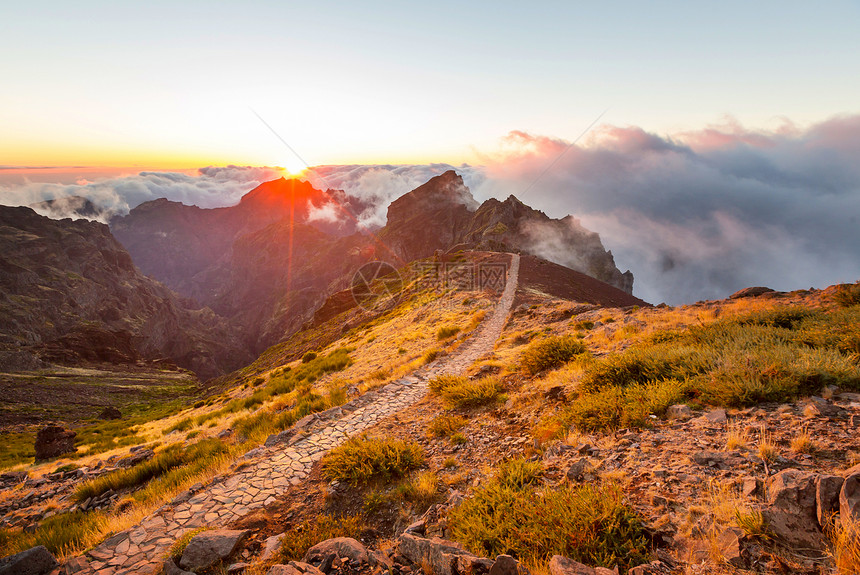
[
  {"left": 0, "top": 165, "right": 285, "bottom": 222},
  {"left": 2, "top": 116, "right": 858, "bottom": 304},
  {"left": 470, "top": 116, "right": 860, "bottom": 304}
]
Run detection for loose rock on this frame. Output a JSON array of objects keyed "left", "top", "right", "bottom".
[
  {"left": 0, "top": 545, "right": 58, "bottom": 575},
  {"left": 179, "top": 529, "right": 250, "bottom": 572}
]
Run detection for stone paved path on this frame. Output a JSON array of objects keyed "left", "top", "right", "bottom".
[{"left": 73, "top": 254, "right": 520, "bottom": 575}]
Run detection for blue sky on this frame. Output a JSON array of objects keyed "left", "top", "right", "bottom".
[{"left": 2, "top": 0, "right": 859, "bottom": 167}]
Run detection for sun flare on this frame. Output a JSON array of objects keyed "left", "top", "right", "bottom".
[{"left": 280, "top": 157, "right": 307, "bottom": 176}]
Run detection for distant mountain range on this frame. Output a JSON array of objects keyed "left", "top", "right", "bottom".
[{"left": 2, "top": 170, "right": 635, "bottom": 378}]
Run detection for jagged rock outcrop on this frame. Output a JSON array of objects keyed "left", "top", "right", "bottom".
[
  {"left": 379, "top": 171, "right": 634, "bottom": 293},
  {"left": 111, "top": 179, "right": 370, "bottom": 352},
  {"left": 0, "top": 206, "right": 250, "bottom": 378},
  {"left": 108, "top": 171, "right": 635, "bottom": 355},
  {"left": 111, "top": 178, "right": 360, "bottom": 302}
]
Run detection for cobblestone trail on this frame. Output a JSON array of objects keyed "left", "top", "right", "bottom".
[{"left": 74, "top": 254, "right": 520, "bottom": 574}]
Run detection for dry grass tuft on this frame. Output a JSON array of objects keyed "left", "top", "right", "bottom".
[
  {"left": 429, "top": 375, "right": 506, "bottom": 409},
  {"left": 790, "top": 425, "right": 816, "bottom": 454},
  {"left": 724, "top": 421, "right": 749, "bottom": 451},
  {"left": 829, "top": 515, "right": 860, "bottom": 574},
  {"left": 756, "top": 427, "right": 779, "bottom": 463}
]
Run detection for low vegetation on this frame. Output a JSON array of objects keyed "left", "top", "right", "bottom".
[
  {"left": 74, "top": 438, "right": 229, "bottom": 503},
  {"left": 0, "top": 510, "right": 107, "bottom": 559},
  {"left": 429, "top": 375, "right": 506, "bottom": 409},
  {"left": 448, "top": 459, "right": 649, "bottom": 570},
  {"left": 272, "top": 514, "right": 364, "bottom": 563},
  {"left": 833, "top": 281, "right": 860, "bottom": 308},
  {"left": 520, "top": 335, "right": 587, "bottom": 375},
  {"left": 321, "top": 436, "right": 424, "bottom": 485},
  {"left": 829, "top": 515, "right": 860, "bottom": 574},
  {"left": 554, "top": 306, "right": 860, "bottom": 432},
  {"left": 437, "top": 325, "right": 461, "bottom": 340},
  {"left": 428, "top": 414, "right": 468, "bottom": 438}
]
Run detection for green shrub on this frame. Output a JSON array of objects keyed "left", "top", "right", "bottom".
[
  {"left": 448, "top": 463, "right": 648, "bottom": 570},
  {"left": 429, "top": 375, "right": 505, "bottom": 409},
  {"left": 437, "top": 325, "right": 461, "bottom": 340},
  {"left": 566, "top": 379, "right": 693, "bottom": 432},
  {"left": 394, "top": 471, "right": 441, "bottom": 508},
  {"left": 321, "top": 436, "right": 424, "bottom": 485},
  {"left": 578, "top": 346, "right": 707, "bottom": 393},
  {"left": 739, "top": 306, "right": 818, "bottom": 329},
  {"left": 520, "top": 336, "right": 587, "bottom": 375},
  {"left": 495, "top": 458, "right": 543, "bottom": 490},
  {"left": 428, "top": 414, "right": 467, "bottom": 438},
  {"left": 302, "top": 351, "right": 318, "bottom": 363}
]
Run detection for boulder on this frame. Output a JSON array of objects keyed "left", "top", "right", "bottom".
[
  {"left": 456, "top": 555, "right": 494, "bottom": 575},
  {"left": 627, "top": 561, "right": 672, "bottom": 575},
  {"left": 715, "top": 528, "right": 744, "bottom": 568},
  {"left": 801, "top": 396, "right": 840, "bottom": 417},
  {"left": 34, "top": 425, "right": 76, "bottom": 461},
  {"left": 268, "top": 562, "right": 325, "bottom": 575},
  {"left": 0, "top": 545, "right": 58, "bottom": 575},
  {"left": 730, "top": 286, "right": 774, "bottom": 299},
  {"left": 98, "top": 406, "right": 122, "bottom": 420},
  {"left": 179, "top": 529, "right": 249, "bottom": 572},
  {"left": 566, "top": 459, "right": 589, "bottom": 481},
  {"left": 303, "top": 537, "right": 368, "bottom": 567},
  {"left": 116, "top": 448, "right": 154, "bottom": 468},
  {"left": 397, "top": 533, "right": 476, "bottom": 575},
  {"left": 60, "top": 556, "right": 90, "bottom": 574},
  {"left": 548, "top": 555, "right": 601, "bottom": 575},
  {"left": 0, "top": 471, "right": 28, "bottom": 487},
  {"left": 260, "top": 533, "right": 286, "bottom": 563},
  {"left": 161, "top": 560, "right": 196, "bottom": 575},
  {"left": 840, "top": 471, "right": 860, "bottom": 530},
  {"left": 762, "top": 469, "right": 824, "bottom": 548},
  {"left": 703, "top": 409, "right": 727, "bottom": 424},
  {"left": 816, "top": 474, "right": 844, "bottom": 527},
  {"left": 691, "top": 451, "right": 727, "bottom": 468},
  {"left": 488, "top": 554, "right": 530, "bottom": 575}
]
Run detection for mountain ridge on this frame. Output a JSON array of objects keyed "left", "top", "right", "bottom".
[{"left": 0, "top": 206, "right": 251, "bottom": 378}]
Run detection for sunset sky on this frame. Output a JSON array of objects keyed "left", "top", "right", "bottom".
[{"left": 3, "top": 1, "right": 859, "bottom": 171}]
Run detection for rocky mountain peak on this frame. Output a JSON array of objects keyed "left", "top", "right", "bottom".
[
  {"left": 386, "top": 170, "right": 478, "bottom": 222},
  {"left": 237, "top": 177, "right": 323, "bottom": 211}
]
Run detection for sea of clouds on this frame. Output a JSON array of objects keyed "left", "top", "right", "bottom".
[{"left": 2, "top": 115, "right": 858, "bottom": 304}]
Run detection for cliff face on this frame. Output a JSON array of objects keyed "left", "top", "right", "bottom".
[
  {"left": 380, "top": 170, "right": 477, "bottom": 263},
  {"left": 0, "top": 206, "right": 251, "bottom": 378},
  {"left": 379, "top": 171, "right": 634, "bottom": 293}
]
